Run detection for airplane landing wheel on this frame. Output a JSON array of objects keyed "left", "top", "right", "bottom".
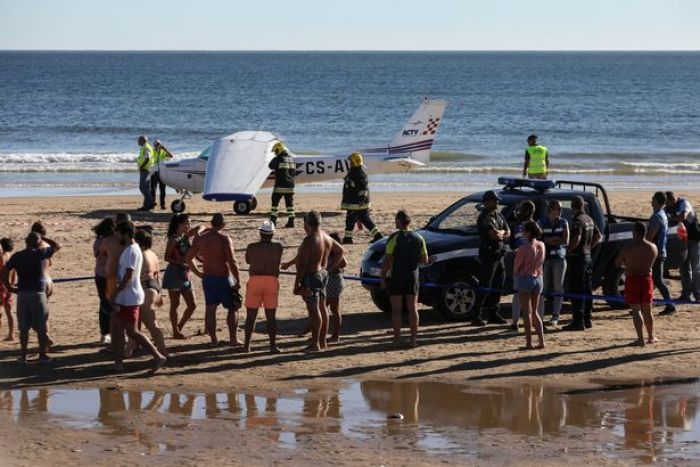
[
  {"left": 250, "top": 197, "right": 258, "bottom": 211},
  {"left": 233, "top": 200, "right": 253, "bottom": 215},
  {"left": 171, "top": 199, "right": 186, "bottom": 214}
]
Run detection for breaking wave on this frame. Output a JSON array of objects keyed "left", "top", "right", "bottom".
[{"left": 1, "top": 150, "right": 700, "bottom": 176}]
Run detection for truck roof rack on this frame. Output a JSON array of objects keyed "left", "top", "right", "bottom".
[{"left": 555, "top": 179, "right": 612, "bottom": 219}]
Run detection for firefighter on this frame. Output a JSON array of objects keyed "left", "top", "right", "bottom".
[
  {"left": 268, "top": 141, "right": 296, "bottom": 228},
  {"left": 341, "top": 152, "right": 382, "bottom": 245}
]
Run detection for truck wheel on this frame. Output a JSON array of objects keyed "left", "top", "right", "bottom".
[
  {"left": 171, "top": 199, "right": 186, "bottom": 213},
  {"left": 602, "top": 267, "right": 627, "bottom": 309},
  {"left": 438, "top": 275, "right": 478, "bottom": 321},
  {"left": 233, "top": 200, "right": 252, "bottom": 215},
  {"left": 370, "top": 289, "right": 392, "bottom": 313}
]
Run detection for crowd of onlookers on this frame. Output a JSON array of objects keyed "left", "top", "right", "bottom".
[{"left": 1, "top": 188, "right": 698, "bottom": 370}]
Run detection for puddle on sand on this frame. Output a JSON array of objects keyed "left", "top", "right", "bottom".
[{"left": 3, "top": 378, "right": 700, "bottom": 462}]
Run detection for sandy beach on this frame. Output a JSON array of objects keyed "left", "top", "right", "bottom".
[{"left": 1, "top": 190, "right": 700, "bottom": 466}]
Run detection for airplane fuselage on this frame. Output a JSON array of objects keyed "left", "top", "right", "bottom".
[{"left": 159, "top": 152, "right": 413, "bottom": 195}]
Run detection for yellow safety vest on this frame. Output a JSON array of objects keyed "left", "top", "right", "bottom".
[
  {"left": 154, "top": 148, "right": 169, "bottom": 164},
  {"left": 526, "top": 145, "right": 548, "bottom": 174},
  {"left": 137, "top": 143, "right": 155, "bottom": 170}
]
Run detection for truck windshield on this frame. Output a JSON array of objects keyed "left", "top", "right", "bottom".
[{"left": 432, "top": 200, "right": 482, "bottom": 232}]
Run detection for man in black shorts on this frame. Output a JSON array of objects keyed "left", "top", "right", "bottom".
[{"left": 380, "top": 210, "right": 429, "bottom": 348}]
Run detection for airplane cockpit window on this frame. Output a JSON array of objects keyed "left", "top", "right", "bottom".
[{"left": 197, "top": 145, "right": 213, "bottom": 161}]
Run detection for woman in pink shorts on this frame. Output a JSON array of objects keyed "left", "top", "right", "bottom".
[{"left": 513, "top": 221, "right": 546, "bottom": 350}]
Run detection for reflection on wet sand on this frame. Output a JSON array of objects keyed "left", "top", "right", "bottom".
[{"left": 2, "top": 379, "right": 700, "bottom": 462}]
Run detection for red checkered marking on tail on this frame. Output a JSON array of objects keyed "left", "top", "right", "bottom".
[{"left": 422, "top": 117, "right": 441, "bottom": 135}]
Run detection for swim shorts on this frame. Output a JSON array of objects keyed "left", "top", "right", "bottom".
[
  {"left": 0, "top": 284, "right": 13, "bottom": 306},
  {"left": 326, "top": 272, "right": 344, "bottom": 299},
  {"left": 387, "top": 273, "right": 419, "bottom": 296},
  {"left": 118, "top": 305, "right": 140, "bottom": 323},
  {"left": 202, "top": 275, "right": 237, "bottom": 309},
  {"left": 516, "top": 275, "right": 543, "bottom": 294},
  {"left": 245, "top": 275, "right": 279, "bottom": 309},
  {"left": 625, "top": 274, "right": 653, "bottom": 305},
  {"left": 301, "top": 270, "right": 328, "bottom": 304},
  {"left": 141, "top": 278, "right": 162, "bottom": 294},
  {"left": 17, "top": 292, "right": 48, "bottom": 333},
  {"left": 162, "top": 264, "right": 192, "bottom": 291}
]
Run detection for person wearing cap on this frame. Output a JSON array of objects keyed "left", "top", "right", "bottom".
[
  {"left": 243, "top": 220, "right": 284, "bottom": 353},
  {"left": 523, "top": 134, "right": 550, "bottom": 180},
  {"left": 186, "top": 213, "right": 241, "bottom": 346},
  {"left": 341, "top": 152, "right": 382, "bottom": 244},
  {"left": 472, "top": 190, "right": 510, "bottom": 326},
  {"left": 150, "top": 139, "right": 174, "bottom": 210},
  {"left": 0, "top": 231, "right": 60, "bottom": 364},
  {"left": 136, "top": 135, "right": 156, "bottom": 211},
  {"left": 563, "top": 196, "right": 601, "bottom": 331},
  {"left": 269, "top": 141, "right": 296, "bottom": 228}
]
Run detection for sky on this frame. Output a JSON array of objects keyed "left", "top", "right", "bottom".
[{"left": 1, "top": 0, "right": 699, "bottom": 50}]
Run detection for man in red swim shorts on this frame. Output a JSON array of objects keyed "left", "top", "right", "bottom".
[{"left": 615, "top": 222, "right": 659, "bottom": 346}]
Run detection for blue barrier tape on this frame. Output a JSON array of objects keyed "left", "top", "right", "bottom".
[{"left": 50, "top": 270, "right": 700, "bottom": 307}]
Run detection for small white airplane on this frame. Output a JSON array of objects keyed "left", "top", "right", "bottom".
[{"left": 158, "top": 98, "right": 447, "bottom": 215}]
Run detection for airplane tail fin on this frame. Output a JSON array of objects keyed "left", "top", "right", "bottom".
[{"left": 388, "top": 98, "right": 447, "bottom": 164}]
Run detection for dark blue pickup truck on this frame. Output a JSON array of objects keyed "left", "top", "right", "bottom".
[{"left": 360, "top": 178, "right": 685, "bottom": 321}]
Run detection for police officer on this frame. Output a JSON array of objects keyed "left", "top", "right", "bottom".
[
  {"left": 150, "top": 139, "right": 173, "bottom": 210},
  {"left": 665, "top": 191, "right": 700, "bottom": 302},
  {"left": 472, "top": 190, "right": 510, "bottom": 326},
  {"left": 341, "top": 152, "right": 382, "bottom": 245},
  {"left": 563, "top": 196, "right": 601, "bottom": 331},
  {"left": 269, "top": 141, "right": 296, "bottom": 228},
  {"left": 136, "top": 135, "right": 155, "bottom": 211},
  {"left": 522, "top": 134, "right": 549, "bottom": 180}
]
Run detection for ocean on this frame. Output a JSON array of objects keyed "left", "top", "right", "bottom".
[{"left": 1, "top": 51, "right": 699, "bottom": 196}]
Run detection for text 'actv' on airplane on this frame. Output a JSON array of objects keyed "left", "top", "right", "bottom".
[{"left": 158, "top": 98, "right": 447, "bottom": 215}]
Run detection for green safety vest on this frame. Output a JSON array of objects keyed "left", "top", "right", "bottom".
[
  {"left": 137, "top": 143, "right": 155, "bottom": 170},
  {"left": 526, "top": 145, "right": 548, "bottom": 174}
]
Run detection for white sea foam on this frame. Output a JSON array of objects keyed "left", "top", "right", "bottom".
[{"left": 0, "top": 152, "right": 200, "bottom": 172}]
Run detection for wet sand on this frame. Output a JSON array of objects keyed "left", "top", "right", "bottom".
[{"left": 1, "top": 191, "right": 700, "bottom": 465}]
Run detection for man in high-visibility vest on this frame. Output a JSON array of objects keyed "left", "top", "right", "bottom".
[
  {"left": 522, "top": 134, "right": 550, "bottom": 180},
  {"left": 150, "top": 139, "right": 174, "bottom": 210},
  {"left": 136, "top": 135, "right": 155, "bottom": 211},
  {"left": 341, "top": 152, "right": 382, "bottom": 244},
  {"left": 268, "top": 142, "right": 296, "bottom": 228}
]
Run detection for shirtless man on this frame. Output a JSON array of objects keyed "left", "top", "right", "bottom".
[
  {"left": 294, "top": 211, "right": 344, "bottom": 352},
  {"left": 186, "top": 213, "right": 241, "bottom": 346},
  {"left": 615, "top": 222, "right": 658, "bottom": 346},
  {"left": 243, "top": 220, "right": 283, "bottom": 353},
  {"left": 29, "top": 222, "right": 55, "bottom": 347},
  {"left": 101, "top": 213, "right": 131, "bottom": 352}
]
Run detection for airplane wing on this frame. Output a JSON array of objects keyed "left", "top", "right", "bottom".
[
  {"left": 383, "top": 157, "right": 426, "bottom": 168},
  {"left": 203, "top": 131, "right": 279, "bottom": 202}
]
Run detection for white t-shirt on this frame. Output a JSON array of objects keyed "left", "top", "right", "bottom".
[{"left": 116, "top": 243, "right": 145, "bottom": 306}]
